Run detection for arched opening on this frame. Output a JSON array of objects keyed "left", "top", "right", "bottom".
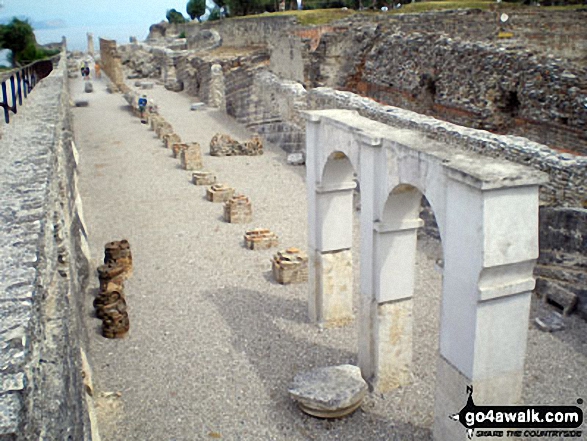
[{"left": 308, "top": 150, "right": 359, "bottom": 326}]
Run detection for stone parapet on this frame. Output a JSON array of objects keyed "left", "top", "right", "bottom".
[{"left": 0, "top": 52, "right": 91, "bottom": 440}]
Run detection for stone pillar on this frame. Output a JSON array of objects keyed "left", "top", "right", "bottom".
[
  {"left": 306, "top": 117, "right": 355, "bottom": 327},
  {"left": 87, "top": 33, "right": 94, "bottom": 56},
  {"left": 210, "top": 64, "right": 226, "bottom": 111},
  {"left": 433, "top": 181, "right": 540, "bottom": 440}
]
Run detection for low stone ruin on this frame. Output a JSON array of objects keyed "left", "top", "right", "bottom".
[
  {"left": 288, "top": 365, "right": 368, "bottom": 418},
  {"left": 95, "top": 240, "right": 133, "bottom": 339},
  {"left": 156, "top": 122, "right": 173, "bottom": 139},
  {"left": 244, "top": 228, "right": 278, "bottom": 250},
  {"left": 180, "top": 143, "right": 203, "bottom": 170},
  {"left": 172, "top": 142, "right": 188, "bottom": 158},
  {"left": 272, "top": 247, "right": 308, "bottom": 284},
  {"left": 163, "top": 133, "right": 181, "bottom": 149},
  {"left": 209, "top": 133, "right": 263, "bottom": 156},
  {"left": 206, "top": 184, "right": 235, "bottom": 202},
  {"left": 223, "top": 195, "right": 252, "bottom": 224},
  {"left": 192, "top": 171, "right": 216, "bottom": 186}
]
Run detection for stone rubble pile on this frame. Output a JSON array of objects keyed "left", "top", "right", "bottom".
[
  {"left": 272, "top": 247, "right": 308, "bottom": 284},
  {"left": 209, "top": 133, "right": 264, "bottom": 156},
  {"left": 94, "top": 240, "right": 133, "bottom": 339}
]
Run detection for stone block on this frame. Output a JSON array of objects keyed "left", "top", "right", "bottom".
[
  {"left": 272, "top": 248, "right": 308, "bottom": 284},
  {"left": 74, "top": 100, "right": 89, "bottom": 107},
  {"left": 223, "top": 195, "right": 252, "bottom": 224},
  {"left": 172, "top": 143, "right": 188, "bottom": 158},
  {"left": 288, "top": 365, "right": 367, "bottom": 418},
  {"left": 191, "top": 102, "right": 205, "bottom": 111},
  {"left": 140, "top": 81, "right": 154, "bottom": 89},
  {"left": 156, "top": 123, "right": 173, "bottom": 139},
  {"left": 244, "top": 228, "right": 278, "bottom": 250},
  {"left": 192, "top": 171, "right": 216, "bottom": 186},
  {"left": 165, "top": 80, "right": 183, "bottom": 92},
  {"left": 206, "top": 184, "right": 235, "bottom": 203},
  {"left": 180, "top": 143, "right": 203, "bottom": 170},
  {"left": 84, "top": 82, "right": 93, "bottom": 93},
  {"left": 163, "top": 133, "right": 181, "bottom": 149},
  {"left": 287, "top": 152, "right": 305, "bottom": 165}
]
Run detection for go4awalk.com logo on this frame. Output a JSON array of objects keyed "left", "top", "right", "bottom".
[{"left": 450, "top": 386, "right": 584, "bottom": 439}]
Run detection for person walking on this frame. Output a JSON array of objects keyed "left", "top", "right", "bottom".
[{"left": 138, "top": 94, "right": 148, "bottom": 124}]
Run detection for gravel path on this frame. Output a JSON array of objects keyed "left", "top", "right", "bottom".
[{"left": 71, "top": 75, "right": 587, "bottom": 441}]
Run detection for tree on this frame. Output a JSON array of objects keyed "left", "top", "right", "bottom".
[
  {"left": 0, "top": 17, "right": 56, "bottom": 66},
  {"left": 187, "top": 0, "right": 206, "bottom": 21},
  {"left": 166, "top": 8, "right": 187, "bottom": 24}
]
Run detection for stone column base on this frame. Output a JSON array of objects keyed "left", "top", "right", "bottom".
[
  {"left": 310, "top": 249, "right": 354, "bottom": 327},
  {"left": 433, "top": 355, "right": 524, "bottom": 441}
]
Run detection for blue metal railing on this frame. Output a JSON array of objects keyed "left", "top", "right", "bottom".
[{"left": 0, "top": 57, "right": 57, "bottom": 124}]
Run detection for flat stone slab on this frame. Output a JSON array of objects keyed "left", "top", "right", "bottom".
[
  {"left": 74, "top": 100, "right": 89, "bottom": 107},
  {"left": 191, "top": 102, "right": 205, "bottom": 111},
  {"left": 288, "top": 364, "right": 367, "bottom": 418},
  {"left": 140, "top": 82, "right": 154, "bottom": 90},
  {"left": 534, "top": 311, "right": 565, "bottom": 332},
  {"left": 287, "top": 152, "right": 305, "bottom": 166}
]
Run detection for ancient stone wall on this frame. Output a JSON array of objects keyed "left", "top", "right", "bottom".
[
  {"left": 188, "top": 16, "right": 297, "bottom": 49},
  {"left": 99, "top": 38, "right": 124, "bottom": 86},
  {"left": 0, "top": 54, "right": 92, "bottom": 439},
  {"left": 275, "top": 10, "right": 587, "bottom": 154}
]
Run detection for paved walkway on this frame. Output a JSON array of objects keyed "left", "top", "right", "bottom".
[{"left": 71, "top": 74, "right": 587, "bottom": 441}]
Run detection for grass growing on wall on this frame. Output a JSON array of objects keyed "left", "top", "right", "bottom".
[{"left": 239, "top": 0, "right": 584, "bottom": 25}]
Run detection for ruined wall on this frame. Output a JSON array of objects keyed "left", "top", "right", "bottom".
[
  {"left": 99, "top": 38, "right": 124, "bottom": 87},
  {"left": 349, "top": 32, "right": 587, "bottom": 155},
  {"left": 282, "top": 10, "right": 587, "bottom": 155},
  {"left": 0, "top": 54, "right": 92, "bottom": 440},
  {"left": 188, "top": 16, "right": 297, "bottom": 49}
]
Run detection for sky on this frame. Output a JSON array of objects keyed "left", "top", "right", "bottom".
[{"left": 0, "top": 0, "right": 212, "bottom": 50}]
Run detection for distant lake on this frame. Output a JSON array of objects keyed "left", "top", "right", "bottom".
[{"left": 35, "top": 24, "right": 151, "bottom": 52}]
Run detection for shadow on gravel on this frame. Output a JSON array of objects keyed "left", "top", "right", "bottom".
[
  {"left": 118, "top": 104, "right": 133, "bottom": 115},
  {"left": 205, "top": 287, "right": 431, "bottom": 440}
]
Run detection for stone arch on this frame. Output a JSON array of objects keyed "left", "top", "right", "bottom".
[
  {"left": 304, "top": 109, "right": 547, "bottom": 440},
  {"left": 307, "top": 149, "right": 358, "bottom": 326}
]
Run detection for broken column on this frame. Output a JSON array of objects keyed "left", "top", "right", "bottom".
[
  {"left": 272, "top": 248, "right": 308, "bottom": 284},
  {"left": 180, "top": 143, "right": 203, "bottom": 170},
  {"left": 87, "top": 33, "right": 95, "bottom": 57},
  {"left": 288, "top": 365, "right": 368, "bottom": 418},
  {"left": 209, "top": 64, "right": 226, "bottom": 111},
  {"left": 223, "top": 195, "right": 252, "bottom": 223}
]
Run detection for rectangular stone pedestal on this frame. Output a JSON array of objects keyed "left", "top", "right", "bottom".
[
  {"left": 374, "top": 299, "right": 413, "bottom": 391},
  {"left": 433, "top": 355, "right": 523, "bottom": 441},
  {"left": 244, "top": 229, "right": 278, "bottom": 250},
  {"left": 192, "top": 171, "right": 216, "bottom": 186},
  {"left": 164, "top": 133, "right": 181, "bottom": 149},
  {"left": 314, "top": 249, "right": 354, "bottom": 327},
  {"left": 223, "top": 195, "right": 252, "bottom": 223},
  {"left": 180, "top": 143, "right": 203, "bottom": 170},
  {"left": 206, "top": 184, "right": 235, "bottom": 203},
  {"left": 272, "top": 248, "right": 308, "bottom": 284}
]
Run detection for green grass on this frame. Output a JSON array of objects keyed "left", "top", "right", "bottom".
[{"left": 233, "top": 1, "right": 584, "bottom": 25}]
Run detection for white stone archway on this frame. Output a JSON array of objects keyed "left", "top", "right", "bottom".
[{"left": 304, "top": 109, "right": 548, "bottom": 440}]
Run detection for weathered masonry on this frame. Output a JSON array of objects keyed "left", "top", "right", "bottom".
[{"left": 305, "top": 109, "right": 548, "bottom": 440}]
